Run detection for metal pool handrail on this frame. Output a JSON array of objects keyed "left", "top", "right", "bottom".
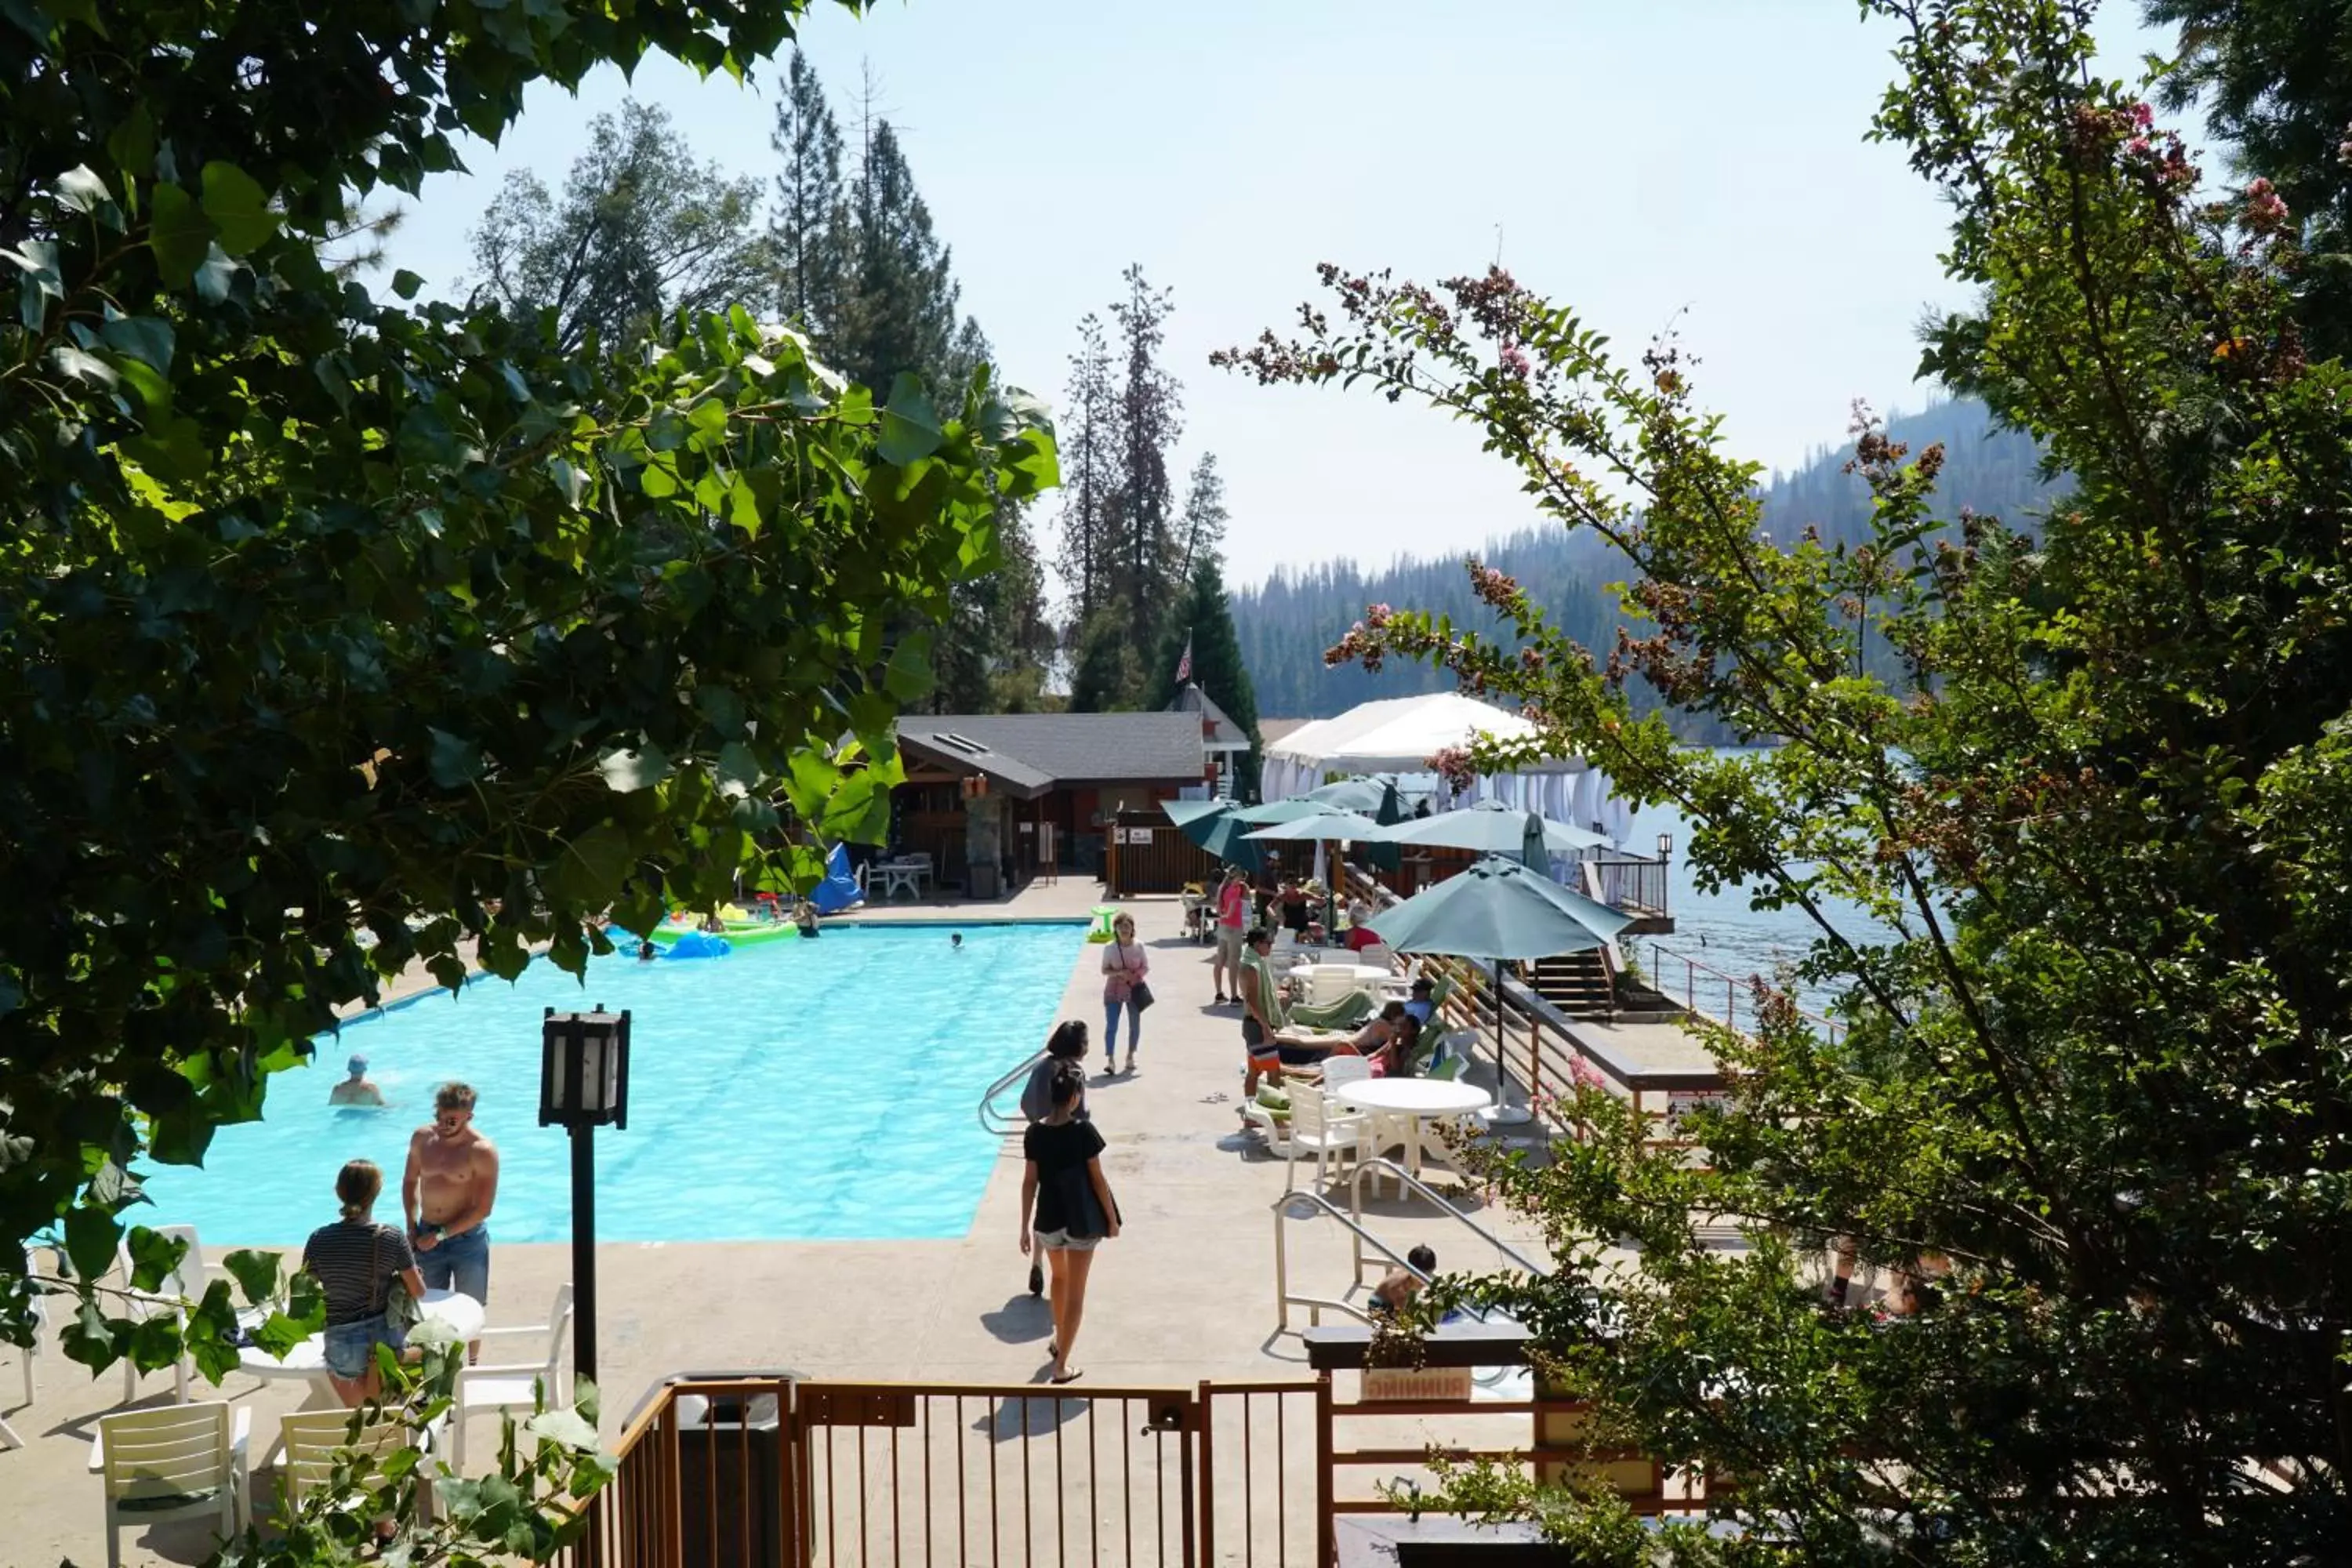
[{"left": 976, "top": 1047, "right": 1046, "bottom": 1135}]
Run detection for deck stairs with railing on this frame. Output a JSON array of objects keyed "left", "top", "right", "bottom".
[{"left": 1526, "top": 949, "right": 1617, "bottom": 1019}]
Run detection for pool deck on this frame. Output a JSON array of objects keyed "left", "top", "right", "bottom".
[{"left": 5, "top": 880, "right": 1563, "bottom": 1565}]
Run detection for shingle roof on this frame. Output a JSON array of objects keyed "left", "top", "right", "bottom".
[
  {"left": 1171, "top": 683, "right": 1253, "bottom": 749},
  {"left": 895, "top": 713, "right": 1207, "bottom": 798}
]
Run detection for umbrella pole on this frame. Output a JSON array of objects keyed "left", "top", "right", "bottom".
[{"left": 1494, "top": 957, "right": 1504, "bottom": 1063}]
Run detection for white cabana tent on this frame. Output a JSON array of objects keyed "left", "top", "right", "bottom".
[{"left": 1261, "top": 692, "right": 1630, "bottom": 846}]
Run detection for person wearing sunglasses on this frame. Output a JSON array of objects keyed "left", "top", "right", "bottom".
[{"left": 401, "top": 1080, "right": 500, "bottom": 1356}]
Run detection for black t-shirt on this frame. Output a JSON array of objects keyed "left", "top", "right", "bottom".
[
  {"left": 1279, "top": 896, "right": 1308, "bottom": 932},
  {"left": 1024, "top": 1117, "right": 1111, "bottom": 1237}
]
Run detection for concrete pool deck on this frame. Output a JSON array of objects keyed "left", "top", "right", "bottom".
[{"left": 3, "top": 882, "right": 1564, "bottom": 1565}]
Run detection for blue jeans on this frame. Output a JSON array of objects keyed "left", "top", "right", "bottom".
[
  {"left": 324, "top": 1316, "right": 406, "bottom": 1380},
  {"left": 1105, "top": 998, "right": 1142, "bottom": 1057},
  {"left": 416, "top": 1224, "right": 491, "bottom": 1307}
]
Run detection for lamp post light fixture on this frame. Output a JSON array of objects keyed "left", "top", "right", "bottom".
[
  {"left": 1657, "top": 830, "right": 1674, "bottom": 862},
  {"left": 539, "top": 1006, "right": 631, "bottom": 1387}
]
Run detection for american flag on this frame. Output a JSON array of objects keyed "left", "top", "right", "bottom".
[{"left": 1174, "top": 633, "right": 1193, "bottom": 685}]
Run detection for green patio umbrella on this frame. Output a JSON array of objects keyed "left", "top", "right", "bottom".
[
  {"left": 1240, "top": 809, "right": 1387, "bottom": 843},
  {"left": 1377, "top": 799, "right": 1607, "bottom": 858},
  {"left": 1229, "top": 797, "right": 1327, "bottom": 825},
  {"left": 1365, "top": 853, "right": 1635, "bottom": 1062},
  {"left": 1305, "top": 776, "right": 1388, "bottom": 813},
  {"left": 1366, "top": 776, "right": 1406, "bottom": 876},
  {"left": 1195, "top": 808, "right": 1266, "bottom": 872},
  {"left": 1161, "top": 798, "right": 1231, "bottom": 829}
]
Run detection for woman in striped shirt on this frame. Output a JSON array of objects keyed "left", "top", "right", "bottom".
[{"left": 302, "top": 1159, "right": 428, "bottom": 1405}]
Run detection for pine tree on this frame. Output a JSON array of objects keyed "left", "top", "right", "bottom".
[
  {"left": 469, "top": 99, "right": 772, "bottom": 354},
  {"left": 1105, "top": 264, "right": 1183, "bottom": 638},
  {"left": 1054, "top": 312, "right": 1119, "bottom": 626},
  {"left": 1174, "top": 452, "right": 1229, "bottom": 585},
  {"left": 769, "top": 50, "right": 847, "bottom": 338},
  {"left": 1069, "top": 610, "right": 1143, "bottom": 713},
  {"left": 833, "top": 117, "right": 960, "bottom": 394},
  {"left": 1152, "top": 556, "right": 1262, "bottom": 795}
]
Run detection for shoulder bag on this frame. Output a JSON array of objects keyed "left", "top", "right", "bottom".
[{"left": 1120, "top": 943, "right": 1154, "bottom": 1012}]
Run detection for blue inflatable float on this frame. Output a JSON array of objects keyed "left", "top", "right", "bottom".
[{"left": 663, "top": 931, "right": 732, "bottom": 960}]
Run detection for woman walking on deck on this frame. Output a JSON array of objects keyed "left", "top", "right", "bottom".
[
  {"left": 1101, "top": 913, "right": 1150, "bottom": 1074},
  {"left": 1020, "top": 1061, "right": 1121, "bottom": 1385}
]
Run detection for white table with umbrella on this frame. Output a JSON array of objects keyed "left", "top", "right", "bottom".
[{"left": 1363, "top": 845, "right": 1634, "bottom": 1123}]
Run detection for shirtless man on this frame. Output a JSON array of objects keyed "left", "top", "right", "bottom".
[
  {"left": 402, "top": 1082, "right": 499, "bottom": 1354},
  {"left": 327, "top": 1054, "right": 386, "bottom": 1108}
]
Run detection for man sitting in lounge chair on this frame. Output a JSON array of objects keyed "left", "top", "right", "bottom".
[{"left": 1273, "top": 1000, "right": 1411, "bottom": 1073}]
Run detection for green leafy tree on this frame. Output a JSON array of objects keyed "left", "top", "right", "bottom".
[
  {"left": 1151, "top": 556, "right": 1263, "bottom": 797},
  {"left": 1221, "top": 0, "right": 2352, "bottom": 1560},
  {"left": 469, "top": 98, "right": 773, "bottom": 353},
  {"left": 0, "top": 1, "right": 1054, "bottom": 1553}
]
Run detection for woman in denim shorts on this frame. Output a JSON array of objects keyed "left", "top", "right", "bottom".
[
  {"left": 1018, "top": 1062, "right": 1122, "bottom": 1386},
  {"left": 301, "top": 1160, "right": 429, "bottom": 1404}
]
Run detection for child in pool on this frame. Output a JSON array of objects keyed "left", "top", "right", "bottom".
[{"left": 1370, "top": 1245, "right": 1437, "bottom": 1316}]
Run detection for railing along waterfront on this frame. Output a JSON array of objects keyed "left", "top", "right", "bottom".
[{"left": 1645, "top": 940, "right": 1846, "bottom": 1047}]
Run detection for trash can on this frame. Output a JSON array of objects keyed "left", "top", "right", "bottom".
[
  {"left": 675, "top": 1390, "right": 786, "bottom": 1568},
  {"left": 968, "top": 861, "right": 1000, "bottom": 899}
]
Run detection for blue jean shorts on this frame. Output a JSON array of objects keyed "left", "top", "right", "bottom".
[
  {"left": 416, "top": 1224, "right": 490, "bottom": 1307},
  {"left": 324, "top": 1316, "right": 406, "bottom": 1380},
  {"left": 1033, "top": 1228, "right": 1102, "bottom": 1252}
]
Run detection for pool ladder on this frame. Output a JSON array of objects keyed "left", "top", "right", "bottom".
[{"left": 976, "top": 1047, "right": 1047, "bottom": 1136}]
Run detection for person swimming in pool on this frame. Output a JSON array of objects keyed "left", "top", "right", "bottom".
[
  {"left": 952, "top": 932, "right": 964, "bottom": 950},
  {"left": 328, "top": 1054, "right": 386, "bottom": 1108},
  {"left": 637, "top": 938, "right": 659, "bottom": 962},
  {"left": 1369, "top": 1245, "right": 1437, "bottom": 1316}
]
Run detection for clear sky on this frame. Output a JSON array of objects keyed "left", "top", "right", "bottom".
[{"left": 376, "top": 0, "right": 2178, "bottom": 592}]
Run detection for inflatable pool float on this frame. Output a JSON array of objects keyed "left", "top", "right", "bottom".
[{"left": 663, "top": 930, "right": 732, "bottom": 960}]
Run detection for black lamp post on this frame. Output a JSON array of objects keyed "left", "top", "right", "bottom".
[
  {"left": 1657, "top": 830, "right": 1674, "bottom": 863},
  {"left": 539, "top": 1006, "right": 630, "bottom": 1387}
]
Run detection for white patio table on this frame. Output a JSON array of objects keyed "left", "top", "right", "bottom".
[
  {"left": 239, "top": 1288, "right": 483, "bottom": 1457},
  {"left": 1334, "top": 1078, "right": 1494, "bottom": 1187}
]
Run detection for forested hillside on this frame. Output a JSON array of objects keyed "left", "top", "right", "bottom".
[{"left": 1232, "top": 399, "right": 2053, "bottom": 728}]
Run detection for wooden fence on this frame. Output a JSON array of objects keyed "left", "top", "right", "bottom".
[{"left": 1105, "top": 813, "right": 1222, "bottom": 896}]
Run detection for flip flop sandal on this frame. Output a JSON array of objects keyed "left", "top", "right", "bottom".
[{"left": 1051, "top": 1367, "right": 1084, "bottom": 1385}]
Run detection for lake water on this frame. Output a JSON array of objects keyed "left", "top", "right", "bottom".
[{"left": 1621, "top": 750, "right": 1885, "bottom": 1019}]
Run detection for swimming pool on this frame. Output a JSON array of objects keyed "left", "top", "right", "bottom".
[{"left": 139, "top": 922, "right": 1083, "bottom": 1246}]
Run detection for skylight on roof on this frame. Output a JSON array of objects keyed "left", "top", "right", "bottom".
[{"left": 938, "top": 732, "right": 989, "bottom": 755}]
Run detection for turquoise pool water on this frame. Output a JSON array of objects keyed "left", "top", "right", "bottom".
[{"left": 139, "top": 922, "right": 1082, "bottom": 1246}]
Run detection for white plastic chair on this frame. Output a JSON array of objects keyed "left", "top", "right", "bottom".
[
  {"left": 2, "top": 1247, "right": 45, "bottom": 1450},
  {"left": 1319, "top": 1055, "right": 1374, "bottom": 1094},
  {"left": 278, "top": 1407, "right": 433, "bottom": 1523},
  {"left": 1283, "top": 1091, "right": 1369, "bottom": 1192},
  {"left": 117, "top": 1224, "right": 208, "bottom": 1403},
  {"left": 450, "top": 1284, "right": 574, "bottom": 1471},
  {"left": 88, "top": 1400, "right": 251, "bottom": 1567},
  {"left": 1359, "top": 943, "right": 1395, "bottom": 971}
]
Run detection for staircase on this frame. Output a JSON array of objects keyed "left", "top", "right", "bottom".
[{"left": 1527, "top": 949, "right": 1617, "bottom": 1019}]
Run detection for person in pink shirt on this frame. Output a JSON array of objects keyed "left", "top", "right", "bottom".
[
  {"left": 1101, "top": 913, "right": 1151, "bottom": 1074},
  {"left": 1211, "top": 867, "right": 1250, "bottom": 1005}
]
